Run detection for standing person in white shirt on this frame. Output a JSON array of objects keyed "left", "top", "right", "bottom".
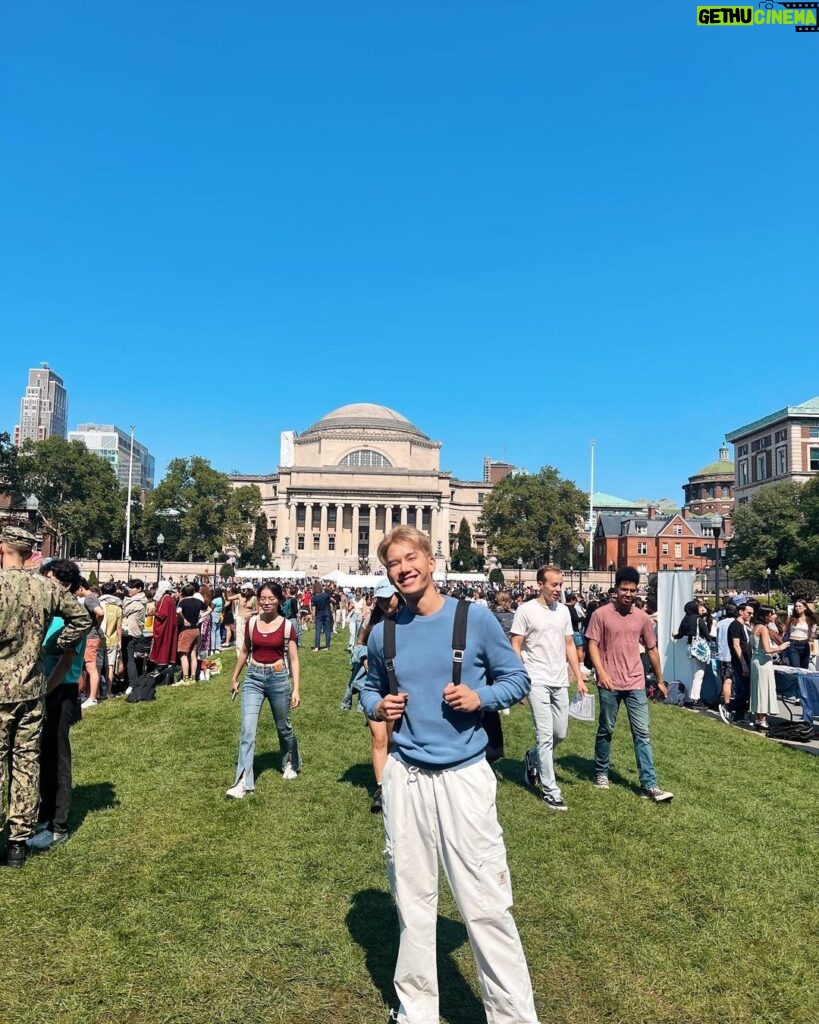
[{"left": 511, "top": 565, "right": 586, "bottom": 811}]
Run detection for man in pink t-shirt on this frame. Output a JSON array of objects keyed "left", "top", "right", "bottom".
[{"left": 585, "top": 566, "right": 673, "bottom": 803}]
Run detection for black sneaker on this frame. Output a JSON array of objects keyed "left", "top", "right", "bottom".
[
  {"left": 541, "top": 792, "right": 568, "bottom": 811},
  {"left": 387, "top": 1011, "right": 399, "bottom": 1024},
  {"left": 370, "top": 786, "right": 383, "bottom": 814},
  {"left": 523, "top": 750, "right": 540, "bottom": 789},
  {"left": 5, "top": 840, "right": 27, "bottom": 869},
  {"left": 718, "top": 703, "right": 731, "bottom": 725},
  {"left": 641, "top": 786, "right": 674, "bottom": 803}
]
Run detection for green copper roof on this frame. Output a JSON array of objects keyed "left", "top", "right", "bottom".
[
  {"left": 726, "top": 397, "right": 819, "bottom": 442},
  {"left": 691, "top": 459, "right": 734, "bottom": 477},
  {"left": 592, "top": 492, "right": 645, "bottom": 509}
]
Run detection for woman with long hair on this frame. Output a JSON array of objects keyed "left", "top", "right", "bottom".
[
  {"left": 227, "top": 583, "right": 301, "bottom": 799},
  {"left": 783, "top": 597, "right": 816, "bottom": 669},
  {"left": 750, "top": 607, "right": 790, "bottom": 730}
]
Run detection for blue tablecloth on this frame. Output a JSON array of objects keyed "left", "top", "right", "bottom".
[{"left": 797, "top": 672, "right": 819, "bottom": 723}]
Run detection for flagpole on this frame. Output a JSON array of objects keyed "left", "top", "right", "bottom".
[
  {"left": 124, "top": 425, "right": 136, "bottom": 560},
  {"left": 589, "top": 439, "right": 595, "bottom": 570}
]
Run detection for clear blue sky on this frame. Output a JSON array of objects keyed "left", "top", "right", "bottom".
[{"left": 2, "top": 2, "right": 817, "bottom": 504}]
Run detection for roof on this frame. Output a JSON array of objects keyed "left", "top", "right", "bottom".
[
  {"left": 302, "top": 403, "right": 429, "bottom": 439},
  {"left": 726, "top": 396, "right": 819, "bottom": 442},
  {"left": 592, "top": 492, "right": 645, "bottom": 510},
  {"left": 690, "top": 459, "right": 734, "bottom": 479}
]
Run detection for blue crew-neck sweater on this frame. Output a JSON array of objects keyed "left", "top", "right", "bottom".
[{"left": 360, "top": 597, "right": 530, "bottom": 770}]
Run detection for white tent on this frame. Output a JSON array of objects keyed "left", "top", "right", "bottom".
[
  {"left": 234, "top": 569, "right": 307, "bottom": 581},
  {"left": 433, "top": 572, "right": 489, "bottom": 583}
]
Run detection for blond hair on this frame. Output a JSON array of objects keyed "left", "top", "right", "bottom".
[{"left": 377, "top": 526, "right": 433, "bottom": 566}]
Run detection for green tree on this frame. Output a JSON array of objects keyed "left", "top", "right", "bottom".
[
  {"left": 726, "top": 482, "right": 806, "bottom": 587},
  {"left": 142, "top": 457, "right": 261, "bottom": 561},
  {"left": 488, "top": 567, "right": 505, "bottom": 586},
  {"left": 18, "top": 437, "right": 124, "bottom": 555},
  {"left": 478, "top": 467, "right": 588, "bottom": 568},
  {"left": 451, "top": 517, "right": 484, "bottom": 572},
  {"left": 241, "top": 514, "right": 270, "bottom": 566},
  {"left": 0, "top": 432, "right": 26, "bottom": 497}
]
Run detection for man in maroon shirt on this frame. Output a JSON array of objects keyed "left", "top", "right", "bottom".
[{"left": 585, "top": 566, "right": 673, "bottom": 803}]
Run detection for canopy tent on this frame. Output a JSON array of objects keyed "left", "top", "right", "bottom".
[
  {"left": 319, "top": 572, "right": 388, "bottom": 589},
  {"left": 433, "top": 572, "right": 489, "bottom": 583},
  {"left": 234, "top": 569, "right": 307, "bottom": 581}
]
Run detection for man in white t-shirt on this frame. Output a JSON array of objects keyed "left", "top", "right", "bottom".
[{"left": 511, "top": 565, "right": 586, "bottom": 811}]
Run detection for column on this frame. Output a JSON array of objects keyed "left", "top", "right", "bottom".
[
  {"left": 400, "top": 505, "right": 408, "bottom": 526},
  {"left": 385, "top": 505, "right": 393, "bottom": 534},
  {"left": 319, "top": 502, "right": 329, "bottom": 555},
  {"left": 415, "top": 505, "right": 424, "bottom": 530},
  {"left": 369, "top": 504, "right": 378, "bottom": 558},
  {"left": 336, "top": 503, "right": 345, "bottom": 557},
  {"left": 304, "top": 502, "right": 314, "bottom": 552},
  {"left": 431, "top": 507, "right": 439, "bottom": 554},
  {"left": 352, "top": 504, "right": 360, "bottom": 561},
  {"left": 288, "top": 501, "right": 297, "bottom": 555}
]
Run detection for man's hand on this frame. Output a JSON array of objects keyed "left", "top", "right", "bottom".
[
  {"left": 375, "top": 693, "right": 408, "bottom": 721},
  {"left": 657, "top": 679, "right": 668, "bottom": 697},
  {"left": 577, "top": 679, "right": 589, "bottom": 697},
  {"left": 595, "top": 670, "right": 615, "bottom": 691},
  {"left": 442, "top": 683, "right": 481, "bottom": 713}
]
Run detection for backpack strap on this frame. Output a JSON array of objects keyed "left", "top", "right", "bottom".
[
  {"left": 451, "top": 600, "right": 469, "bottom": 684},
  {"left": 383, "top": 616, "right": 399, "bottom": 696},
  {"left": 247, "top": 615, "right": 258, "bottom": 654}
]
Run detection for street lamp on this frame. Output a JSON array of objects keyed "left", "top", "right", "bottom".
[
  {"left": 213, "top": 550, "right": 220, "bottom": 585},
  {"left": 766, "top": 566, "right": 771, "bottom": 603},
  {"left": 569, "top": 565, "right": 574, "bottom": 591},
  {"left": 725, "top": 563, "right": 730, "bottom": 592},
  {"left": 517, "top": 557, "right": 523, "bottom": 588},
  {"left": 710, "top": 514, "right": 723, "bottom": 612},
  {"left": 24, "top": 494, "right": 39, "bottom": 529},
  {"left": 608, "top": 561, "right": 615, "bottom": 588},
  {"left": 125, "top": 554, "right": 132, "bottom": 584},
  {"left": 156, "top": 533, "right": 165, "bottom": 583},
  {"left": 96, "top": 551, "right": 102, "bottom": 582},
  {"left": 577, "top": 543, "right": 584, "bottom": 596}
]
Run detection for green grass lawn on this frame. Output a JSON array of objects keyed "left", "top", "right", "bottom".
[{"left": 2, "top": 641, "right": 817, "bottom": 1024}]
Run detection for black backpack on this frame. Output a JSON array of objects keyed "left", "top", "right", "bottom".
[
  {"left": 383, "top": 600, "right": 504, "bottom": 763},
  {"left": 126, "top": 671, "right": 159, "bottom": 703},
  {"left": 766, "top": 717, "right": 815, "bottom": 743}
]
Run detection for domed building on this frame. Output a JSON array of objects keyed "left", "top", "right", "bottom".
[
  {"left": 230, "top": 403, "right": 493, "bottom": 573},
  {"left": 683, "top": 444, "right": 735, "bottom": 519}
]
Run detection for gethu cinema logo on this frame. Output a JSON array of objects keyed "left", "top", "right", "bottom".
[{"left": 697, "top": 3, "right": 818, "bottom": 26}]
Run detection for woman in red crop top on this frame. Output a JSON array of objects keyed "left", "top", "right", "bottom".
[{"left": 226, "top": 583, "right": 301, "bottom": 798}]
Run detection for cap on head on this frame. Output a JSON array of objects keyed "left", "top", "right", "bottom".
[
  {"left": 373, "top": 577, "right": 398, "bottom": 600},
  {"left": 1, "top": 525, "right": 37, "bottom": 548}
]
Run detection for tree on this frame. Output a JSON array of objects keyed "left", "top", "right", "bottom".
[
  {"left": 726, "top": 482, "right": 806, "bottom": 587},
  {"left": 17, "top": 437, "right": 124, "bottom": 555},
  {"left": 142, "top": 457, "right": 261, "bottom": 561},
  {"left": 0, "top": 432, "right": 26, "bottom": 497},
  {"left": 488, "top": 567, "right": 505, "bottom": 586},
  {"left": 451, "top": 517, "right": 484, "bottom": 572},
  {"left": 241, "top": 514, "right": 270, "bottom": 566},
  {"left": 478, "top": 467, "right": 588, "bottom": 568}
]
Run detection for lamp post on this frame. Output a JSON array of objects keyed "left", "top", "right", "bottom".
[
  {"left": 24, "top": 494, "right": 39, "bottom": 530},
  {"left": 766, "top": 566, "right": 771, "bottom": 603},
  {"left": 608, "top": 561, "right": 615, "bottom": 589},
  {"left": 156, "top": 533, "right": 164, "bottom": 583},
  {"left": 569, "top": 565, "right": 574, "bottom": 591},
  {"left": 710, "top": 514, "right": 723, "bottom": 612},
  {"left": 96, "top": 551, "right": 102, "bottom": 582},
  {"left": 577, "top": 543, "right": 584, "bottom": 596},
  {"left": 517, "top": 557, "right": 523, "bottom": 588},
  {"left": 725, "top": 563, "right": 730, "bottom": 592},
  {"left": 125, "top": 554, "right": 132, "bottom": 583},
  {"left": 213, "top": 550, "right": 219, "bottom": 585}
]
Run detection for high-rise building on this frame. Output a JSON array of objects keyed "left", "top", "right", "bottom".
[
  {"left": 13, "top": 363, "right": 68, "bottom": 445},
  {"left": 67, "top": 424, "right": 155, "bottom": 492}
]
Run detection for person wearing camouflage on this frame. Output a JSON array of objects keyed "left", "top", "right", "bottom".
[{"left": 0, "top": 527, "right": 92, "bottom": 869}]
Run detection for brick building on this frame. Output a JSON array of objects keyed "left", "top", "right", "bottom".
[
  {"left": 594, "top": 508, "right": 728, "bottom": 579},
  {"left": 682, "top": 445, "right": 734, "bottom": 518}
]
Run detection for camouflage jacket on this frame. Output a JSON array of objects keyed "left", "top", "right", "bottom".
[{"left": 0, "top": 569, "right": 93, "bottom": 703}]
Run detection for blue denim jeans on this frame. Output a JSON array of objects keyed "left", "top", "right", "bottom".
[
  {"left": 314, "top": 615, "right": 332, "bottom": 650},
  {"left": 234, "top": 663, "right": 300, "bottom": 789},
  {"left": 594, "top": 688, "right": 657, "bottom": 789}
]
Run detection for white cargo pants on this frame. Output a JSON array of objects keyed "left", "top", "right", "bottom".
[{"left": 382, "top": 756, "right": 539, "bottom": 1024}]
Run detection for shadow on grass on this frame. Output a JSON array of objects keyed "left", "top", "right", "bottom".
[
  {"left": 70, "top": 781, "right": 118, "bottom": 832},
  {"left": 253, "top": 750, "right": 284, "bottom": 781},
  {"left": 557, "top": 753, "right": 640, "bottom": 794},
  {"left": 339, "top": 762, "right": 375, "bottom": 796},
  {"left": 347, "top": 888, "right": 483, "bottom": 1024}
]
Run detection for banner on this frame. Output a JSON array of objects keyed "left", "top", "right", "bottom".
[{"left": 657, "top": 570, "right": 696, "bottom": 689}]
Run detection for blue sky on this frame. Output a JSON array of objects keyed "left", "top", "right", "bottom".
[{"left": 2, "top": 1, "right": 817, "bottom": 504}]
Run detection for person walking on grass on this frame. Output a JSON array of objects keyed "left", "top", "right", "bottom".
[
  {"left": 511, "top": 565, "right": 587, "bottom": 812},
  {"left": 360, "top": 526, "right": 540, "bottom": 1024},
  {"left": 227, "top": 583, "right": 301, "bottom": 799},
  {"left": 585, "top": 566, "right": 674, "bottom": 803}
]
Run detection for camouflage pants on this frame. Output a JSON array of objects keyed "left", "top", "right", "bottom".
[{"left": 0, "top": 697, "right": 45, "bottom": 842}]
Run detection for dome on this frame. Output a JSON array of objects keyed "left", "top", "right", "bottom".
[
  {"left": 302, "top": 403, "right": 429, "bottom": 439},
  {"left": 692, "top": 459, "right": 735, "bottom": 479}
]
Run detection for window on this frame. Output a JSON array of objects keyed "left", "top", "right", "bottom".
[
  {"left": 688, "top": 564, "right": 694, "bottom": 570},
  {"left": 674, "top": 543, "right": 682, "bottom": 558},
  {"left": 673, "top": 525, "right": 682, "bottom": 535},
  {"left": 810, "top": 447, "right": 819, "bottom": 472},
  {"left": 688, "top": 544, "right": 694, "bottom": 555},
  {"left": 636, "top": 524, "right": 647, "bottom": 535},
  {"left": 776, "top": 447, "right": 787, "bottom": 476},
  {"left": 737, "top": 444, "right": 749, "bottom": 456},
  {"left": 339, "top": 449, "right": 391, "bottom": 468},
  {"left": 313, "top": 534, "right": 320, "bottom": 549},
  {"left": 662, "top": 563, "right": 668, "bottom": 570},
  {"left": 662, "top": 543, "right": 669, "bottom": 555},
  {"left": 637, "top": 541, "right": 647, "bottom": 555},
  {"left": 478, "top": 492, "right": 485, "bottom": 505},
  {"left": 739, "top": 460, "right": 748, "bottom": 486},
  {"left": 328, "top": 506, "right": 337, "bottom": 527},
  {"left": 756, "top": 453, "right": 766, "bottom": 481},
  {"left": 328, "top": 535, "right": 335, "bottom": 551},
  {"left": 297, "top": 534, "right": 305, "bottom": 550},
  {"left": 775, "top": 429, "right": 788, "bottom": 442},
  {"left": 296, "top": 506, "right": 306, "bottom": 527},
  {"left": 809, "top": 427, "right": 819, "bottom": 439},
  {"left": 638, "top": 564, "right": 648, "bottom": 574}
]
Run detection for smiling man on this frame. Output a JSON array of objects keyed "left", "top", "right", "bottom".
[
  {"left": 360, "top": 525, "right": 540, "bottom": 1024},
  {"left": 585, "top": 566, "right": 673, "bottom": 803}
]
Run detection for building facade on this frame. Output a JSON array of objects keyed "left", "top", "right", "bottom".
[
  {"left": 594, "top": 509, "right": 728, "bottom": 579},
  {"left": 67, "top": 424, "right": 155, "bottom": 491},
  {"left": 229, "top": 403, "right": 494, "bottom": 573},
  {"left": 13, "top": 363, "right": 67, "bottom": 445},
  {"left": 726, "top": 397, "right": 819, "bottom": 505},
  {"left": 682, "top": 445, "right": 735, "bottom": 518}
]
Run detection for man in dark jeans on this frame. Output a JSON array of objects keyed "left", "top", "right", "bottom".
[
  {"left": 310, "top": 584, "right": 333, "bottom": 652},
  {"left": 727, "top": 602, "right": 754, "bottom": 723},
  {"left": 121, "top": 579, "right": 148, "bottom": 689}
]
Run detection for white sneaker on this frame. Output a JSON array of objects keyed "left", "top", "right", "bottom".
[
  {"left": 125, "top": 686, "right": 133, "bottom": 696},
  {"left": 282, "top": 764, "right": 298, "bottom": 780},
  {"left": 225, "top": 780, "right": 247, "bottom": 799},
  {"left": 81, "top": 698, "right": 98, "bottom": 709}
]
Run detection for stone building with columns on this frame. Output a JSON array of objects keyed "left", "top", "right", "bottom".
[{"left": 228, "top": 403, "right": 493, "bottom": 574}]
